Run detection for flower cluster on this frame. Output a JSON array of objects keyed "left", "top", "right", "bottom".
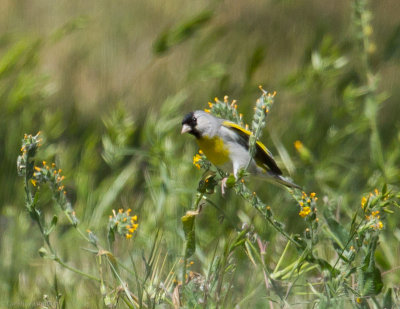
[
  {"left": 193, "top": 152, "right": 202, "bottom": 169},
  {"left": 17, "top": 132, "right": 42, "bottom": 176},
  {"left": 192, "top": 150, "right": 210, "bottom": 170},
  {"left": 361, "top": 189, "right": 384, "bottom": 231},
  {"left": 108, "top": 208, "right": 139, "bottom": 240},
  {"left": 18, "top": 132, "right": 78, "bottom": 225},
  {"left": 251, "top": 86, "right": 275, "bottom": 133},
  {"left": 20, "top": 132, "right": 42, "bottom": 154},
  {"left": 298, "top": 192, "right": 318, "bottom": 219},
  {"left": 31, "top": 161, "right": 66, "bottom": 192},
  {"left": 18, "top": 132, "right": 66, "bottom": 194},
  {"left": 205, "top": 95, "right": 244, "bottom": 126}
]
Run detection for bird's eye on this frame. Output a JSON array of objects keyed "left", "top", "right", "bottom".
[{"left": 192, "top": 117, "right": 197, "bottom": 122}]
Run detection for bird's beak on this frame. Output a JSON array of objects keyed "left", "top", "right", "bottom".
[{"left": 181, "top": 124, "right": 191, "bottom": 134}]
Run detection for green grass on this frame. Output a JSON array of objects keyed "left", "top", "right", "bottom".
[{"left": 1, "top": 0, "right": 400, "bottom": 308}]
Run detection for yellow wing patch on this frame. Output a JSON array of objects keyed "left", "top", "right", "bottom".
[
  {"left": 197, "top": 135, "right": 230, "bottom": 166},
  {"left": 222, "top": 121, "right": 271, "bottom": 154},
  {"left": 222, "top": 121, "right": 252, "bottom": 136}
]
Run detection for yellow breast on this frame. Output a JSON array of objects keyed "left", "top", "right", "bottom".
[{"left": 197, "top": 135, "right": 230, "bottom": 166}]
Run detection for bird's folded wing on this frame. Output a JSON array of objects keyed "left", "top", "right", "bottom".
[{"left": 222, "top": 121, "right": 282, "bottom": 175}]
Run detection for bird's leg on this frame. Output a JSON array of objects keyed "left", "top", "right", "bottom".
[
  {"left": 221, "top": 177, "right": 228, "bottom": 195},
  {"left": 221, "top": 164, "right": 240, "bottom": 195}
]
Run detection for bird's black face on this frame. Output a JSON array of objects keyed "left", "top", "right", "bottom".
[{"left": 181, "top": 112, "right": 200, "bottom": 138}]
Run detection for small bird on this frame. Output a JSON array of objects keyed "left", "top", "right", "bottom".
[{"left": 181, "top": 110, "right": 301, "bottom": 190}]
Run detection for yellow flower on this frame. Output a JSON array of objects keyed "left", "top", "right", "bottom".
[
  {"left": 371, "top": 210, "right": 379, "bottom": 217},
  {"left": 310, "top": 192, "right": 316, "bottom": 198},
  {"left": 294, "top": 140, "right": 304, "bottom": 151},
  {"left": 193, "top": 153, "right": 202, "bottom": 169},
  {"left": 299, "top": 206, "right": 311, "bottom": 218},
  {"left": 361, "top": 196, "right": 367, "bottom": 208},
  {"left": 31, "top": 179, "right": 37, "bottom": 186},
  {"left": 377, "top": 221, "right": 383, "bottom": 230},
  {"left": 126, "top": 233, "right": 132, "bottom": 239}
]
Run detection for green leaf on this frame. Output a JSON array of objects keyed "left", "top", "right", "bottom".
[
  {"left": 383, "top": 288, "right": 393, "bottom": 309},
  {"left": 153, "top": 10, "right": 213, "bottom": 55},
  {"left": 0, "top": 39, "right": 40, "bottom": 78},
  {"left": 323, "top": 208, "right": 349, "bottom": 249},
  {"left": 182, "top": 210, "right": 198, "bottom": 259},
  {"left": 45, "top": 215, "right": 58, "bottom": 236},
  {"left": 357, "top": 237, "right": 383, "bottom": 296},
  {"left": 225, "top": 174, "right": 236, "bottom": 188},
  {"left": 358, "top": 266, "right": 383, "bottom": 297}
]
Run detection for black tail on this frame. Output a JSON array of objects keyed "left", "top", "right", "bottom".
[{"left": 271, "top": 174, "right": 302, "bottom": 190}]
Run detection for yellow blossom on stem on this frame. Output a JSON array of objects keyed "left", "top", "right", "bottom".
[
  {"left": 299, "top": 206, "right": 311, "bottom": 218},
  {"left": 193, "top": 153, "right": 202, "bottom": 169},
  {"left": 361, "top": 196, "right": 367, "bottom": 209},
  {"left": 371, "top": 210, "right": 379, "bottom": 218},
  {"left": 109, "top": 208, "right": 139, "bottom": 240},
  {"left": 294, "top": 140, "right": 304, "bottom": 151}
]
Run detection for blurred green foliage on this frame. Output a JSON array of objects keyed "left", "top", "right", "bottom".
[{"left": 1, "top": 0, "right": 400, "bottom": 307}]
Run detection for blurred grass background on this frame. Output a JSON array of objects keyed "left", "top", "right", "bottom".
[{"left": 1, "top": 0, "right": 400, "bottom": 307}]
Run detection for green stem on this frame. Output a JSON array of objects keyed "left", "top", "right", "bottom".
[
  {"left": 55, "top": 257, "right": 101, "bottom": 282},
  {"left": 24, "top": 154, "right": 100, "bottom": 283}
]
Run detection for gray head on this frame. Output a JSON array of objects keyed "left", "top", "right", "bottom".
[{"left": 181, "top": 110, "right": 221, "bottom": 138}]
